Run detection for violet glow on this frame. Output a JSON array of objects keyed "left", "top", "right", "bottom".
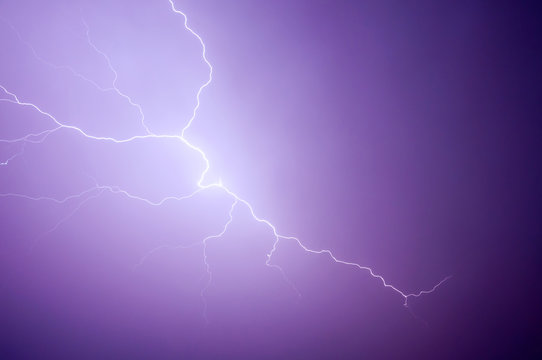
[{"left": 1, "top": 0, "right": 540, "bottom": 358}]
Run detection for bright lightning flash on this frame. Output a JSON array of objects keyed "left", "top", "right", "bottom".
[{"left": 0, "top": 0, "right": 450, "bottom": 321}]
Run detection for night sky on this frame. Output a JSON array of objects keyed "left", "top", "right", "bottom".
[{"left": 1, "top": 1, "right": 541, "bottom": 359}]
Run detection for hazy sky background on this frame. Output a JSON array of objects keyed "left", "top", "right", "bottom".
[{"left": 1, "top": 0, "right": 541, "bottom": 358}]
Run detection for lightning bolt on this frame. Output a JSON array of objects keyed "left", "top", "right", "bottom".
[
  {"left": 0, "top": 141, "right": 25, "bottom": 166},
  {"left": 200, "top": 198, "right": 238, "bottom": 323},
  {"left": 81, "top": 19, "right": 152, "bottom": 135},
  {"left": 0, "top": 0, "right": 451, "bottom": 322}
]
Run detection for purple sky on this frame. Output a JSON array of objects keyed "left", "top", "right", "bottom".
[{"left": 1, "top": 0, "right": 541, "bottom": 358}]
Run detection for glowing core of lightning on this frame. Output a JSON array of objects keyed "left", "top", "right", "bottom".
[
  {"left": 166, "top": 0, "right": 450, "bottom": 307},
  {"left": 0, "top": 0, "right": 451, "bottom": 321}
]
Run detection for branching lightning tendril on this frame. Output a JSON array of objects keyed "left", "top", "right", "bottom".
[{"left": 0, "top": 0, "right": 450, "bottom": 321}]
